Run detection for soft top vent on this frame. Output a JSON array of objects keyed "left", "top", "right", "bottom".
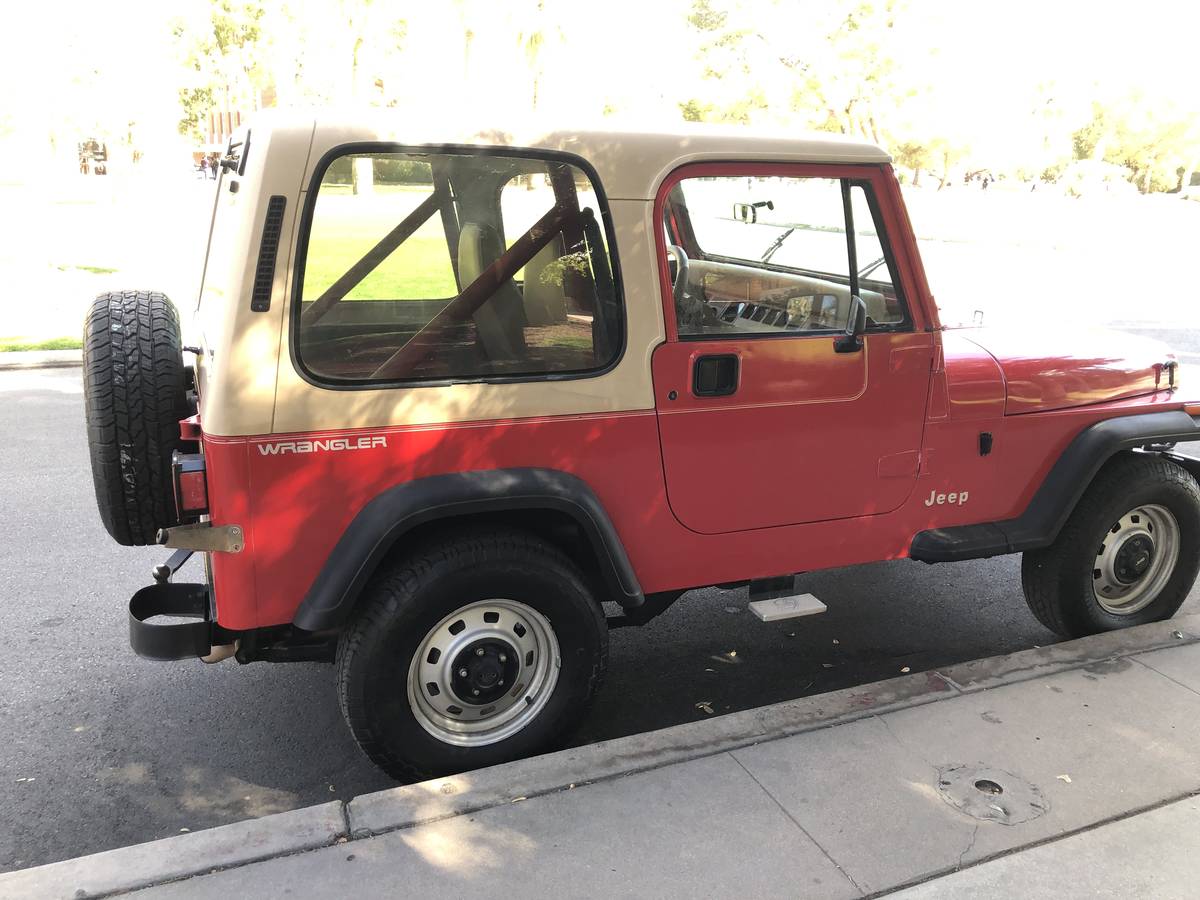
[{"left": 251, "top": 195, "right": 287, "bottom": 313}]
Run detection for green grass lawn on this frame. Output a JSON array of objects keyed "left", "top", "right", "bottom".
[
  {"left": 0, "top": 336, "right": 82, "bottom": 352},
  {"left": 54, "top": 263, "right": 119, "bottom": 275},
  {"left": 302, "top": 232, "right": 457, "bottom": 301}
]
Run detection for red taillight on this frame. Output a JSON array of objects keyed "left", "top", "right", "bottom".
[
  {"left": 172, "top": 453, "right": 209, "bottom": 518},
  {"left": 179, "top": 471, "right": 208, "bottom": 512}
]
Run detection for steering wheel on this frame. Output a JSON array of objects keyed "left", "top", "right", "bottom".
[{"left": 667, "top": 244, "right": 690, "bottom": 306}]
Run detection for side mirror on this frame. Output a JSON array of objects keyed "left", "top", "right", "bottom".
[
  {"left": 732, "top": 200, "right": 774, "bottom": 224},
  {"left": 834, "top": 295, "right": 867, "bottom": 354}
]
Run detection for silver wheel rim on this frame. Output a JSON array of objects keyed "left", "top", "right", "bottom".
[
  {"left": 1093, "top": 504, "right": 1180, "bottom": 616},
  {"left": 407, "top": 599, "right": 560, "bottom": 747}
]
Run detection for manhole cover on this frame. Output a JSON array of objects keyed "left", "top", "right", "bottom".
[{"left": 936, "top": 764, "right": 1048, "bottom": 825}]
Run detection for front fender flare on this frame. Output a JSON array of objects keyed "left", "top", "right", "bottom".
[
  {"left": 292, "top": 468, "right": 643, "bottom": 631},
  {"left": 911, "top": 410, "right": 1200, "bottom": 562}
]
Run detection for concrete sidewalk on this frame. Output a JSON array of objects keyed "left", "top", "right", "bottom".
[{"left": 6, "top": 616, "right": 1200, "bottom": 899}]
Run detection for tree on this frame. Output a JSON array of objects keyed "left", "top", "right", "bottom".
[
  {"left": 1073, "top": 94, "right": 1200, "bottom": 193},
  {"left": 512, "top": 0, "right": 566, "bottom": 112},
  {"left": 172, "top": 0, "right": 268, "bottom": 142}
]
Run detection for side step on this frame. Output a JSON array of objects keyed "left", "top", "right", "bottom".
[{"left": 747, "top": 575, "right": 827, "bottom": 622}]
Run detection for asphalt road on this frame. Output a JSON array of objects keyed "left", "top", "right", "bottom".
[{"left": 3, "top": 354, "right": 1200, "bottom": 872}]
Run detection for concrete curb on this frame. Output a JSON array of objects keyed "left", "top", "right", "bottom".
[
  {"left": 0, "top": 349, "right": 83, "bottom": 370},
  {"left": 4, "top": 615, "right": 1196, "bottom": 898},
  {"left": 0, "top": 803, "right": 346, "bottom": 900},
  {"left": 348, "top": 614, "right": 1199, "bottom": 837}
]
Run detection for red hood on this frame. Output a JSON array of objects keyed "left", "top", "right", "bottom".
[{"left": 961, "top": 328, "right": 1177, "bottom": 415}]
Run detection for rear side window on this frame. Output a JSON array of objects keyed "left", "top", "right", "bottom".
[{"left": 295, "top": 149, "right": 622, "bottom": 385}]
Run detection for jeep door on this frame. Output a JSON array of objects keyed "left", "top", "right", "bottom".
[{"left": 651, "top": 163, "right": 933, "bottom": 534}]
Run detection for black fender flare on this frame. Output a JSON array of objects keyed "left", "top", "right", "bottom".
[
  {"left": 292, "top": 468, "right": 643, "bottom": 631},
  {"left": 911, "top": 410, "right": 1200, "bottom": 563}
]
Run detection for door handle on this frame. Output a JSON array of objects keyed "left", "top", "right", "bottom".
[{"left": 693, "top": 354, "right": 739, "bottom": 397}]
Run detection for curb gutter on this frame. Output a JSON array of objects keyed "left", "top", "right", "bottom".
[{"left": 3, "top": 615, "right": 1196, "bottom": 899}]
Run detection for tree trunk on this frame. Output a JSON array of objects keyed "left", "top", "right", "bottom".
[
  {"left": 866, "top": 114, "right": 881, "bottom": 145},
  {"left": 352, "top": 156, "right": 375, "bottom": 196},
  {"left": 1179, "top": 158, "right": 1198, "bottom": 192},
  {"left": 913, "top": 167, "right": 921, "bottom": 187}
]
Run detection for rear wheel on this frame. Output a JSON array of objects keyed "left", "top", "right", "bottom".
[
  {"left": 1021, "top": 453, "right": 1200, "bottom": 638},
  {"left": 335, "top": 529, "right": 608, "bottom": 782}
]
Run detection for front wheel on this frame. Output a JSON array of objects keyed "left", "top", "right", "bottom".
[
  {"left": 1022, "top": 453, "right": 1200, "bottom": 638},
  {"left": 336, "top": 529, "right": 608, "bottom": 782}
]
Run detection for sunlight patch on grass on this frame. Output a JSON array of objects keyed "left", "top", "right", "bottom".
[
  {"left": 301, "top": 233, "right": 457, "bottom": 301},
  {"left": 54, "top": 263, "right": 120, "bottom": 275},
  {"left": 0, "top": 337, "right": 82, "bottom": 352}
]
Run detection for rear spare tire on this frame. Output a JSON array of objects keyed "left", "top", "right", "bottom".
[{"left": 83, "top": 290, "right": 194, "bottom": 546}]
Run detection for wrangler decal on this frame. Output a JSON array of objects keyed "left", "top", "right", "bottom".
[{"left": 257, "top": 435, "right": 388, "bottom": 456}]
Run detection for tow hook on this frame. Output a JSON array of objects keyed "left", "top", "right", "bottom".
[{"left": 152, "top": 548, "right": 194, "bottom": 585}]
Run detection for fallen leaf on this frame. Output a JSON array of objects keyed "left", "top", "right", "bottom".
[
  {"left": 900, "top": 666, "right": 911, "bottom": 673},
  {"left": 822, "top": 663, "right": 833, "bottom": 668},
  {"left": 1057, "top": 774, "right": 1072, "bottom": 784},
  {"left": 695, "top": 701, "right": 714, "bottom": 715},
  {"left": 511, "top": 796, "right": 527, "bottom": 803},
  {"left": 179, "top": 827, "right": 190, "bottom": 833},
  {"left": 726, "top": 650, "right": 737, "bottom": 658},
  {"left": 832, "top": 639, "right": 840, "bottom": 645}
]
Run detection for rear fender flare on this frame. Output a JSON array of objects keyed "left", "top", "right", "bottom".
[{"left": 292, "top": 468, "right": 643, "bottom": 631}]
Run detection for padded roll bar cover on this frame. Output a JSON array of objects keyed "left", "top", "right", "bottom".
[
  {"left": 292, "top": 468, "right": 644, "bottom": 632},
  {"left": 911, "top": 410, "right": 1200, "bottom": 563}
]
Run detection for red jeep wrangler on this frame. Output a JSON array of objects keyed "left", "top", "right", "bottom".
[{"left": 83, "top": 115, "right": 1200, "bottom": 780}]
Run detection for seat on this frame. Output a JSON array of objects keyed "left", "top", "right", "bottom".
[
  {"left": 457, "top": 222, "right": 526, "bottom": 362},
  {"left": 521, "top": 233, "right": 569, "bottom": 326}
]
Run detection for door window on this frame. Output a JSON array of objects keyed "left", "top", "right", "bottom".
[{"left": 663, "top": 175, "right": 908, "bottom": 338}]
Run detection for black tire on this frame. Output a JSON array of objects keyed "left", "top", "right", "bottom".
[
  {"left": 336, "top": 529, "right": 608, "bottom": 782},
  {"left": 1022, "top": 453, "right": 1200, "bottom": 638},
  {"left": 83, "top": 290, "right": 194, "bottom": 546}
]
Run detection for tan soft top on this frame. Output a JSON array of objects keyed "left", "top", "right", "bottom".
[
  {"left": 252, "top": 111, "right": 892, "bottom": 202},
  {"left": 199, "top": 111, "right": 892, "bottom": 437}
]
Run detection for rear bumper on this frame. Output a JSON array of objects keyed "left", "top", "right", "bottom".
[{"left": 129, "top": 582, "right": 213, "bottom": 660}]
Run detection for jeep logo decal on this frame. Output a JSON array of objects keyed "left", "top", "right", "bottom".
[
  {"left": 924, "top": 489, "right": 969, "bottom": 507},
  {"left": 257, "top": 436, "right": 388, "bottom": 455}
]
